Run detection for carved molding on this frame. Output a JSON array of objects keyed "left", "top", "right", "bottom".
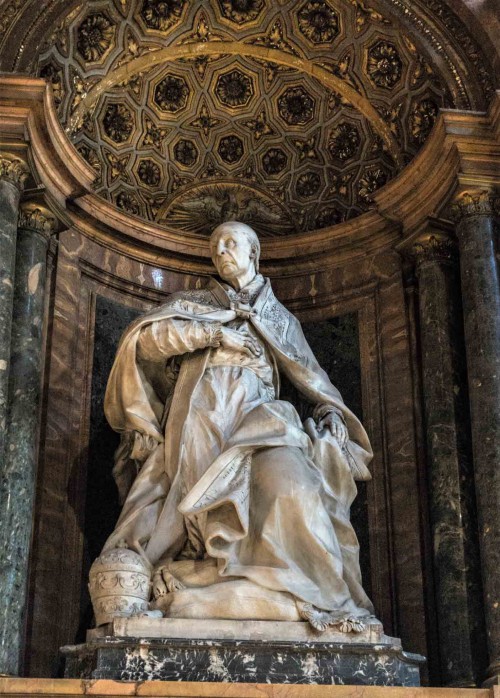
[
  {"left": 451, "top": 190, "right": 500, "bottom": 221},
  {"left": 18, "top": 204, "right": 57, "bottom": 236},
  {"left": 0, "top": 154, "right": 29, "bottom": 190}
]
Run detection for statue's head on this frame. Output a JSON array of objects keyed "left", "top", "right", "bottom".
[{"left": 210, "top": 221, "right": 261, "bottom": 284}]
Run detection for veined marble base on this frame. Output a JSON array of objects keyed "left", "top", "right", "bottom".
[{"left": 62, "top": 618, "right": 424, "bottom": 686}]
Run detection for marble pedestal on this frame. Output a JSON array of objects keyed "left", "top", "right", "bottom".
[{"left": 62, "top": 618, "right": 424, "bottom": 686}]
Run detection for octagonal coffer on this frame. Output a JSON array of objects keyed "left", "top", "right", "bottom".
[
  {"left": 215, "top": 69, "right": 255, "bottom": 108},
  {"left": 153, "top": 74, "right": 190, "bottom": 113},
  {"left": 76, "top": 12, "right": 116, "bottom": 63},
  {"left": 139, "top": 0, "right": 187, "bottom": 32},
  {"left": 367, "top": 40, "right": 403, "bottom": 89},
  {"left": 328, "top": 122, "right": 361, "bottom": 161},
  {"left": 297, "top": 1, "right": 340, "bottom": 44},
  {"left": 217, "top": 0, "right": 265, "bottom": 24},
  {"left": 101, "top": 102, "right": 135, "bottom": 144},
  {"left": 277, "top": 86, "right": 316, "bottom": 125}
]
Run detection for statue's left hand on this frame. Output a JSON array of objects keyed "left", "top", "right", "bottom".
[{"left": 316, "top": 411, "right": 348, "bottom": 447}]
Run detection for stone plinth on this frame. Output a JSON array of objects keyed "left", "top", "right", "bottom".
[
  {"left": 62, "top": 619, "right": 424, "bottom": 686},
  {"left": 0, "top": 678, "right": 496, "bottom": 698}
]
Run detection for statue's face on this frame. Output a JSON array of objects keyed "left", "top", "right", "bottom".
[{"left": 211, "top": 223, "right": 255, "bottom": 283}]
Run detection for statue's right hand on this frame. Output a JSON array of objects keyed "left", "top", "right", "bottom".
[{"left": 219, "top": 326, "right": 262, "bottom": 357}]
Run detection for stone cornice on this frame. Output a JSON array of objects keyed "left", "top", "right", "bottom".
[{"left": 0, "top": 153, "right": 29, "bottom": 190}]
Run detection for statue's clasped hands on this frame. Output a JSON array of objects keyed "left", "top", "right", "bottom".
[
  {"left": 316, "top": 411, "right": 348, "bottom": 447},
  {"left": 219, "top": 326, "right": 262, "bottom": 358}
]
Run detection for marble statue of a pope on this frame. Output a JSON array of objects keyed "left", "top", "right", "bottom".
[{"left": 101, "top": 221, "right": 375, "bottom": 631}]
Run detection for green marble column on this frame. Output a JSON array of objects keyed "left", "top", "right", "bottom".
[
  {"left": 0, "top": 204, "right": 54, "bottom": 676},
  {"left": 412, "top": 232, "right": 486, "bottom": 686},
  {"left": 453, "top": 191, "right": 500, "bottom": 686},
  {"left": 0, "top": 155, "right": 29, "bottom": 462}
]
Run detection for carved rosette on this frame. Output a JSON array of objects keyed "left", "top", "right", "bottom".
[
  {"left": 88, "top": 546, "right": 152, "bottom": 626},
  {"left": 0, "top": 155, "right": 30, "bottom": 191},
  {"left": 451, "top": 191, "right": 500, "bottom": 221},
  {"left": 18, "top": 205, "right": 57, "bottom": 239},
  {"left": 411, "top": 234, "right": 458, "bottom": 269}
]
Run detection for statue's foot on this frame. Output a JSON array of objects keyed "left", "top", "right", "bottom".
[{"left": 296, "top": 601, "right": 367, "bottom": 633}]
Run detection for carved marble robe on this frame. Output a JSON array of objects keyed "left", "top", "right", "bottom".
[{"left": 103, "top": 275, "right": 374, "bottom": 622}]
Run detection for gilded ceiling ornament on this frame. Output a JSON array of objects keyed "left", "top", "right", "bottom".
[
  {"left": 76, "top": 13, "right": 115, "bottom": 63},
  {"left": 357, "top": 166, "right": 388, "bottom": 202},
  {"left": 142, "top": 117, "right": 169, "bottom": 151},
  {"left": 218, "top": 136, "right": 244, "bottom": 165},
  {"left": 76, "top": 142, "right": 102, "bottom": 180},
  {"left": 105, "top": 150, "right": 130, "bottom": 182},
  {"left": 262, "top": 148, "right": 288, "bottom": 176},
  {"left": 251, "top": 58, "right": 296, "bottom": 88},
  {"left": 115, "top": 190, "right": 141, "bottom": 215},
  {"left": 200, "top": 157, "right": 224, "bottom": 179},
  {"left": 250, "top": 19, "right": 298, "bottom": 56},
  {"left": 367, "top": 41, "right": 403, "bottom": 89},
  {"left": 315, "top": 207, "right": 344, "bottom": 228},
  {"left": 348, "top": 0, "right": 390, "bottom": 34},
  {"left": 403, "top": 36, "right": 434, "bottom": 88},
  {"left": 292, "top": 135, "right": 318, "bottom": 161},
  {"left": 188, "top": 102, "right": 225, "bottom": 139},
  {"left": 174, "top": 139, "right": 198, "bottom": 167},
  {"left": 140, "top": 0, "right": 186, "bottom": 32},
  {"left": 138, "top": 159, "right": 161, "bottom": 187},
  {"left": 179, "top": 53, "right": 228, "bottom": 82},
  {"left": 326, "top": 172, "right": 352, "bottom": 198},
  {"left": 409, "top": 98, "right": 439, "bottom": 145},
  {"left": 296, "top": 172, "right": 321, "bottom": 198},
  {"left": 376, "top": 103, "right": 402, "bottom": 139},
  {"left": 154, "top": 74, "right": 189, "bottom": 112},
  {"left": 158, "top": 182, "right": 295, "bottom": 236},
  {"left": 297, "top": 1, "right": 340, "bottom": 44},
  {"left": 242, "top": 110, "right": 274, "bottom": 141},
  {"left": 277, "top": 86, "right": 315, "bottom": 125},
  {"left": 117, "top": 73, "right": 143, "bottom": 99},
  {"left": 218, "top": 0, "right": 264, "bottom": 24},
  {"left": 215, "top": 69, "right": 254, "bottom": 108},
  {"left": 102, "top": 103, "right": 134, "bottom": 143},
  {"left": 328, "top": 122, "right": 361, "bottom": 161},
  {"left": 39, "top": 62, "right": 64, "bottom": 108},
  {"left": 169, "top": 170, "right": 192, "bottom": 192},
  {"left": 236, "top": 160, "right": 258, "bottom": 182}
]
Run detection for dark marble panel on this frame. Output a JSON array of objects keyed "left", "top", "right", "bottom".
[
  {"left": 301, "top": 313, "right": 371, "bottom": 601},
  {"left": 80, "top": 296, "right": 141, "bottom": 639},
  {"left": 63, "top": 637, "right": 423, "bottom": 686}
]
